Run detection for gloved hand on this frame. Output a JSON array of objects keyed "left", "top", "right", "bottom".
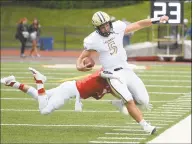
[{"left": 75, "top": 101, "right": 83, "bottom": 112}]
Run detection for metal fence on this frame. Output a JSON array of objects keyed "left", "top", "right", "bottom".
[{"left": 0, "top": 25, "right": 151, "bottom": 50}]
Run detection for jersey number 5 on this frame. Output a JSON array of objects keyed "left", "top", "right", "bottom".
[{"left": 108, "top": 41, "right": 117, "bottom": 55}]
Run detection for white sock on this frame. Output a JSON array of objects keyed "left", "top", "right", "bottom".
[
  {"left": 139, "top": 119, "right": 148, "bottom": 127},
  {"left": 37, "top": 83, "right": 44, "bottom": 90},
  {"left": 27, "top": 87, "right": 38, "bottom": 100},
  {"left": 11, "top": 82, "right": 20, "bottom": 89}
]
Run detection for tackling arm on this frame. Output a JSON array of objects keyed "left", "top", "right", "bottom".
[{"left": 124, "top": 15, "right": 169, "bottom": 34}]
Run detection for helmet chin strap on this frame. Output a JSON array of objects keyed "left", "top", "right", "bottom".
[{"left": 95, "top": 22, "right": 117, "bottom": 37}]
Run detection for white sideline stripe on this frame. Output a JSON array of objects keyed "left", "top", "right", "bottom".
[
  {"left": 0, "top": 123, "right": 131, "bottom": 128},
  {"left": 148, "top": 115, "right": 191, "bottom": 143},
  {"left": 98, "top": 137, "right": 145, "bottom": 140},
  {"left": 89, "top": 141, "right": 139, "bottom": 144},
  {"left": 105, "top": 133, "right": 148, "bottom": 136}
]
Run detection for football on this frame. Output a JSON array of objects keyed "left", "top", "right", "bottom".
[{"left": 83, "top": 57, "right": 95, "bottom": 68}]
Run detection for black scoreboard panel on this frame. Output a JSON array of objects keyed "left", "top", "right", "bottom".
[{"left": 151, "top": 0, "right": 184, "bottom": 24}]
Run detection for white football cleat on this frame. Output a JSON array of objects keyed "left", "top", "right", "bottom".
[
  {"left": 111, "top": 100, "right": 129, "bottom": 115},
  {"left": 28, "top": 67, "right": 47, "bottom": 83},
  {"left": 143, "top": 123, "right": 156, "bottom": 135},
  {"left": 1, "top": 75, "right": 16, "bottom": 86}
]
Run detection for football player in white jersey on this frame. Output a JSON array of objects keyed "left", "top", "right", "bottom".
[{"left": 76, "top": 11, "right": 169, "bottom": 135}]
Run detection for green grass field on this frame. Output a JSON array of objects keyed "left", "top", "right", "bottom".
[
  {"left": 1, "top": 62, "right": 191, "bottom": 143},
  {"left": 1, "top": 1, "right": 191, "bottom": 49}
]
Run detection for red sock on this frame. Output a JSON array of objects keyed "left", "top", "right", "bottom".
[
  {"left": 19, "top": 84, "right": 25, "bottom": 91},
  {"left": 38, "top": 88, "right": 45, "bottom": 95}
]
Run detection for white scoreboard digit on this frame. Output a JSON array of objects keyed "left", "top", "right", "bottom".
[{"left": 151, "top": 0, "right": 184, "bottom": 24}]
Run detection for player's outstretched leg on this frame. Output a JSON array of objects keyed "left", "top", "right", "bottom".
[
  {"left": 28, "top": 67, "right": 48, "bottom": 112},
  {"left": 1, "top": 75, "right": 38, "bottom": 100}
]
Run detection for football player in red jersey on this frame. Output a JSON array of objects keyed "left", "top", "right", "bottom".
[{"left": 1, "top": 67, "right": 120, "bottom": 114}]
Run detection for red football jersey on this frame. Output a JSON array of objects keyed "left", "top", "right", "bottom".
[{"left": 76, "top": 69, "right": 110, "bottom": 99}]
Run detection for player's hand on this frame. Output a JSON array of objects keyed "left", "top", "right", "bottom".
[
  {"left": 76, "top": 62, "right": 92, "bottom": 72},
  {"left": 75, "top": 101, "right": 83, "bottom": 112},
  {"left": 160, "top": 15, "right": 169, "bottom": 23}
]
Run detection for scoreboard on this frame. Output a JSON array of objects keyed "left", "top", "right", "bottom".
[{"left": 151, "top": 0, "right": 184, "bottom": 24}]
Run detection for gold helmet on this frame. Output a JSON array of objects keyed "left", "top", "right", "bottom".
[{"left": 92, "top": 11, "right": 113, "bottom": 37}]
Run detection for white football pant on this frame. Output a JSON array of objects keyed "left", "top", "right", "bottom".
[
  {"left": 29, "top": 81, "right": 80, "bottom": 115},
  {"left": 107, "top": 68, "right": 149, "bottom": 106}
]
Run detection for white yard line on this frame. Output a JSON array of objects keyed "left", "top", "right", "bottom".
[
  {"left": 1, "top": 109, "right": 119, "bottom": 113},
  {"left": 0, "top": 123, "right": 131, "bottom": 128},
  {"left": 146, "top": 85, "right": 190, "bottom": 88},
  {"left": 105, "top": 133, "right": 149, "bottom": 136},
  {"left": 143, "top": 79, "right": 190, "bottom": 82},
  {"left": 138, "top": 74, "right": 190, "bottom": 78},
  {"left": 137, "top": 70, "right": 190, "bottom": 74},
  {"left": 126, "top": 122, "right": 166, "bottom": 126},
  {"left": 148, "top": 115, "right": 191, "bottom": 143},
  {"left": 1, "top": 70, "right": 191, "bottom": 74},
  {"left": 142, "top": 120, "right": 174, "bottom": 123},
  {"left": 144, "top": 117, "right": 177, "bottom": 120},
  {"left": 1, "top": 88, "right": 190, "bottom": 93},
  {"left": 0, "top": 71, "right": 78, "bottom": 75}
]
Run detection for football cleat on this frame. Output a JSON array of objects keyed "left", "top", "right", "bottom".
[
  {"left": 143, "top": 123, "right": 156, "bottom": 135},
  {"left": 1, "top": 75, "right": 16, "bottom": 86},
  {"left": 28, "top": 67, "right": 47, "bottom": 83}
]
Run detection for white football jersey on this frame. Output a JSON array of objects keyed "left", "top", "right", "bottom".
[{"left": 84, "top": 20, "right": 128, "bottom": 71}]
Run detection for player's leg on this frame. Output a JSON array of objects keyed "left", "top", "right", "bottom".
[
  {"left": 107, "top": 78, "right": 143, "bottom": 121},
  {"left": 29, "top": 67, "right": 79, "bottom": 115},
  {"left": 123, "top": 69, "right": 156, "bottom": 134},
  {"left": 1, "top": 75, "right": 38, "bottom": 100},
  {"left": 40, "top": 81, "right": 78, "bottom": 114},
  {"left": 28, "top": 67, "right": 48, "bottom": 112},
  {"left": 125, "top": 69, "right": 150, "bottom": 110},
  {"left": 107, "top": 74, "right": 156, "bottom": 134}
]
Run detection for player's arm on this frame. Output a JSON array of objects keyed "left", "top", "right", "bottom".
[
  {"left": 76, "top": 50, "right": 95, "bottom": 72},
  {"left": 124, "top": 15, "right": 169, "bottom": 34}
]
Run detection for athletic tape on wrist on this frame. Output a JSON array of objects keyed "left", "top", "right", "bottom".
[{"left": 151, "top": 17, "right": 161, "bottom": 24}]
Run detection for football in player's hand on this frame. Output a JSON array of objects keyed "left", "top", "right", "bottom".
[{"left": 83, "top": 57, "right": 95, "bottom": 68}]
